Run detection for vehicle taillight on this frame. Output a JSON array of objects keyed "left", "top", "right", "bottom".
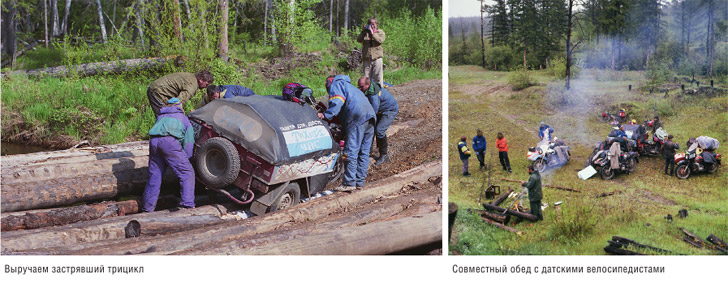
[
  {"left": 717, "top": 153, "right": 722, "bottom": 160},
  {"left": 602, "top": 112, "right": 608, "bottom": 117},
  {"left": 619, "top": 112, "right": 625, "bottom": 117}
]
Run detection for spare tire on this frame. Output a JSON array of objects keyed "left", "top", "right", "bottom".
[{"left": 195, "top": 137, "right": 240, "bottom": 188}]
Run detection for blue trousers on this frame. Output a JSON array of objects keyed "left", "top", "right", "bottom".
[
  {"left": 143, "top": 136, "right": 196, "bottom": 212},
  {"left": 375, "top": 111, "right": 398, "bottom": 138},
  {"left": 343, "top": 119, "right": 375, "bottom": 187}
]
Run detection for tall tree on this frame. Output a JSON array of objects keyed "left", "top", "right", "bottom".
[
  {"left": 95, "top": 0, "right": 107, "bottom": 43},
  {"left": 61, "top": 0, "right": 72, "bottom": 35},
  {"left": 133, "top": 0, "right": 145, "bottom": 48},
  {"left": 50, "top": 0, "right": 59, "bottom": 36},
  {"left": 1, "top": 0, "right": 18, "bottom": 60},
  {"left": 491, "top": 0, "right": 509, "bottom": 46},
  {"left": 44, "top": 0, "right": 48, "bottom": 47},
  {"left": 219, "top": 0, "right": 229, "bottom": 61},
  {"left": 480, "top": 0, "right": 486, "bottom": 68},
  {"left": 344, "top": 0, "right": 349, "bottom": 37},
  {"left": 329, "top": 0, "right": 333, "bottom": 33}
]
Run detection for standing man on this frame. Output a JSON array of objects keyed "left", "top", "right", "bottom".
[
  {"left": 496, "top": 132, "right": 512, "bottom": 173},
  {"left": 318, "top": 75, "right": 376, "bottom": 192},
  {"left": 147, "top": 70, "right": 214, "bottom": 116},
  {"left": 538, "top": 121, "right": 554, "bottom": 141},
  {"left": 358, "top": 76, "right": 399, "bottom": 165},
  {"left": 357, "top": 17, "right": 385, "bottom": 84},
  {"left": 521, "top": 165, "right": 543, "bottom": 221},
  {"left": 473, "top": 129, "right": 487, "bottom": 170},
  {"left": 457, "top": 136, "right": 472, "bottom": 176},
  {"left": 142, "top": 98, "right": 196, "bottom": 212},
  {"left": 661, "top": 134, "right": 679, "bottom": 175}
]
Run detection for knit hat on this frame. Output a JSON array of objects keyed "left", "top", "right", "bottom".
[{"left": 325, "top": 75, "right": 336, "bottom": 92}]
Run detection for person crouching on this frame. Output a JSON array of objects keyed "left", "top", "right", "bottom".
[{"left": 142, "top": 97, "right": 196, "bottom": 212}]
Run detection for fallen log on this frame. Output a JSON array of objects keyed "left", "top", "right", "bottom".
[
  {"left": 482, "top": 203, "right": 538, "bottom": 221},
  {"left": 468, "top": 209, "right": 509, "bottom": 224},
  {"left": 480, "top": 216, "right": 521, "bottom": 235},
  {"left": 1, "top": 200, "right": 139, "bottom": 231},
  {"left": 5, "top": 56, "right": 183, "bottom": 78},
  {"left": 491, "top": 188, "right": 513, "bottom": 206},
  {"left": 500, "top": 178, "right": 581, "bottom": 192},
  {"left": 612, "top": 236, "right": 680, "bottom": 255},
  {"left": 179, "top": 212, "right": 441, "bottom": 255},
  {"left": 680, "top": 228, "right": 726, "bottom": 253},
  {"left": 604, "top": 244, "right": 643, "bottom": 255},
  {"left": 1, "top": 203, "right": 241, "bottom": 253},
  {"left": 707, "top": 234, "right": 727, "bottom": 250},
  {"left": 17, "top": 162, "right": 441, "bottom": 255},
  {"left": 596, "top": 190, "right": 622, "bottom": 198}
]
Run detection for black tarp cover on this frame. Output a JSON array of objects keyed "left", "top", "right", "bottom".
[{"left": 189, "top": 95, "right": 336, "bottom": 165}]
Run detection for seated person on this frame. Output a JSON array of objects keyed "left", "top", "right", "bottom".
[
  {"left": 200, "top": 84, "right": 256, "bottom": 106},
  {"left": 538, "top": 121, "right": 554, "bottom": 141},
  {"left": 282, "top": 82, "right": 315, "bottom": 105}
]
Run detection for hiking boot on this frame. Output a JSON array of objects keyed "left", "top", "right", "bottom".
[
  {"left": 479, "top": 165, "right": 484, "bottom": 170},
  {"left": 463, "top": 172, "right": 471, "bottom": 177},
  {"left": 375, "top": 154, "right": 390, "bottom": 165},
  {"left": 334, "top": 185, "right": 356, "bottom": 192}
]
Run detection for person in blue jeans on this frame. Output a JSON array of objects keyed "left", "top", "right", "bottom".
[
  {"left": 142, "top": 97, "right": 196, "bottom": 212},
  {"left": 472, "top": 129, "right": 487, "bottom": 170},
  {"left": 457, "top": 136, "right": 472, "bottom": 176},
  {"left": 358, "top": 76, "right": 399, "bottom": 165},
  {"left": 318, "top": 75, "right": 376, "bottom": 192}
]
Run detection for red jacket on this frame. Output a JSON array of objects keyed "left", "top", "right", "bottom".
[{"left": 496, "top": 137, "right": 509, "bottom": 152}]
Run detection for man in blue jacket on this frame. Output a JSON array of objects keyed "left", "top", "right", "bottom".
[
  {"left": 473, "top": 129, "right": 487, "bottom": 170},
  {"left": 143, "top": 98, "right": 196, "bottom": 212},
  {"left": 201, "top": 84, "right": 256, "bottom": 106},
  {"left": 358, "top": 76, "right": 399, "bottom": 165},
  {"left": 538, "top": 121, "right": 554, "bottom": 141},
  {"left": 318, "top": 75, "right": 376, "bottom": 192}
]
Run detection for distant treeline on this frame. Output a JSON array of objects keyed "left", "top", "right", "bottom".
[{"left": 450, "top": 0, "right": 728, "bottom": 79}]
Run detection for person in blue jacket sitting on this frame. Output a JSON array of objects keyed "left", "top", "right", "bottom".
[
  {"left": 538, "top": 121, "right": 554, "bottom": 141},
  {"left": 318, "top": 75, "right": 376, "bottom": 192}
]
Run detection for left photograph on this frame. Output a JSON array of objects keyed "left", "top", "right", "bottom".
[{"left": 0, "top": 0, "right": 443, "bottom": 255}]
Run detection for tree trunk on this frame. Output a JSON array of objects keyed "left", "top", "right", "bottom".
[
  {"left": 186, "top": 213, "right": 441, "bottom": 255},
  {"left": 61, "top": 0, "right": 71, "bottom": 35},
  {"left": 1, "top": 0, "right": 18, "bottom": 60},
  {"left": 44, "top": 0, "right": 48, "bottom": 48},
  {"left": 329, "top": 0, "right": 333, "bottom": 33},
  {"left": 523, "top": 45, "right": 526, "bottom": 70},
  {"left": 172, "top": 0, "right": 182, "bottom": 41},
  {"left": 344, "top": 0, "right": 349, "bottom": 37},
  {"left": 481, "top": 216, "right": 521, "bottom": 234},
  {"left": 565, "top": 0, "right": 573, "bottom": 90},
  {"left": 219, "top": 0, "right": 229, "bottom": 61},
  {"left": 264, "top": 0, "right": 268, "bottom": 44},
  {"left": 708, "top": 0, "right": 714, "bottom": 77},
  {"left": 611, "top": 38, "right": 615, "bottom": 70},
  {"left": 50, "top": 0, "right": 59, "bottom": 36},
  {"left": 95, "top": 0, "right": 107, "bottom": 43},
  {"left": 133, "top": 0, "right": 145, "bottom": 48},
  {"left": 336, "top": 0, "right": 339, "bottom": 37},
  {"left": 480, "top": 0, "right": 486, "bottom": 69},
  {"left": 491, "top": 188, "right": 512, "bottom": 206}
]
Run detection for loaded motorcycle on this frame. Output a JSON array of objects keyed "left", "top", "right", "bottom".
[
  {"left": 674, "top": 146, "right": 721, "bottom": 179},
  {"left": 588, "top": 146, "right": 639, "bottom": 180},
  {"left": 527, "top": 138, "right": 570, "bottom": 172}
]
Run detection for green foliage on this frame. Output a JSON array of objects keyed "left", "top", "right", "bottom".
[
  {"left": 548, "top": 57, "right": 579, "bottom": 79},
  {"left": 272, "top": 0, "right": 329, "bottom": 55},
  {"left": 548, "top": 201, "right": 597, "bottom": 243},
  {"left": 378, "top": 6, "right": 442, "bottom": 70},
  {"left": 485, "top": 45, "right": 515, "bottom": 71},
  {"left": 507, "top": 71, "right": 535, "bottom": 91},
  {"left": 646, "top": 61, "right": 673, "bottom": 88}
]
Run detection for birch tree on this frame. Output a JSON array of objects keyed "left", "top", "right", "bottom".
[{"left": 95, "top": 0, "right": 108, "bottom": 42}]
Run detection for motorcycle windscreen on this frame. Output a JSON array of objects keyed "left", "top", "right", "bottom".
[{"left": 189, "top": 95, "right": 337, "bottom": 165}]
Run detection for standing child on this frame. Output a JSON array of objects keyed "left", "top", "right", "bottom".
[
  {"left": 457, "top": 136, "right": 472, "bottom": 176},
  {"left": 496, "top": 132, "right": 511, "bottom": 173}
]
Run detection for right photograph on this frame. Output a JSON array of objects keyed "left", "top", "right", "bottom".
[{"left": 448, "top": 0, "right": 727, "bottom": 255}]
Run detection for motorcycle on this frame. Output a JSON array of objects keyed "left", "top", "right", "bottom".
[
  {"left": 600, "top": 109, "right": 627, "bottom": 123},
  {"left": 674, "top": 146, "right": 721, "bottom": 179},
  {"left": 634, "top": 127, "right": 668, "bottom": 157},
  {"left": 527, "top": 138, "right": 570, "bottom": 172},
  {"left": 588, "top": 148, "right": 639, "bottom": 180}
]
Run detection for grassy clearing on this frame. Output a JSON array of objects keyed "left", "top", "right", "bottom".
[
  {"left": 449, "top": 66, "right": 727, "bottom": 255},
  {"left": 1, "top": 42, "right": 440, "bottom": 147}
]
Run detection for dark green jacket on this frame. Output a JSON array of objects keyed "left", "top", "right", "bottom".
[
  {"left": 148, "top": 72, "right": 199, "bottom": 106},
  {"left": 523, "top": 170, "right": 542, "bottom": 201}
]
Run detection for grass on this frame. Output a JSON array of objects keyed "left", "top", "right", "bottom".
[
  {"left": 1, "top": 42, "right": 441, "bottom": 147},
  {"left": 449, "top": 66, "right": 728, "bottom": 255}
]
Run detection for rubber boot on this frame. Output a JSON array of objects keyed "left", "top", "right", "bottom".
[{"left": 375, "top": 136, "right": 389, "bottom": 165}]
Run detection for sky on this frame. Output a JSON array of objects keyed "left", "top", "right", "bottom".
[{"left": 448, "top": 0, "right": 495, "bottom": 18}]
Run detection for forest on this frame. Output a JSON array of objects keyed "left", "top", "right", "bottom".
[
  {"left": 1, "top": 0, "right": 442, "bottom": 149},
  {"left": 449, "top": 0, "right": 728, "bottom": 81}
]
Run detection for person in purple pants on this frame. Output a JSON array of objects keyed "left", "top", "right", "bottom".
[{"left": 142, "top": 97, "right": 196, "bottom": 212}]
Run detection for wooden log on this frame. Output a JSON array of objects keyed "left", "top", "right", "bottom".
[
  {"left": 612, "top": 236, "right": 680, "bottom": 255},
  {"left": 468, "top": 208, "right": 509, "bottom": 224},
  {"left": 1, "top": 200, "right": 139, "bottom": 231},
  {"left": 491, "top": 188, "right": 512, "bottom": 206},
  {"left": 481, "top": 216, "right": 521, "bottom": 235},
  {"left": 482, "top": 203, "right": 538, "bottom": 221},
  {"left": 680, "top": 228, "right": 726, "bottom": 253},
  {"left": 5, "top": 56, "right": 183, "bottom": 78},
  {"left": 17, "top": 162, "right": 442, "bottom": 255},
  {"left": 178, "top": 212, "right": 441, "bottom": 255},
  {"left": 0, "top": 141, "right": 184, "bottom": 212},
  {"left": 1, "top": 203, "right": 241, "bottom": 253},
  {"left": 604, "top": 244, "right": 643, "bottom": 255},
  {"left": 500, "top": 178, "right": 581, "bottom": 192}
]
